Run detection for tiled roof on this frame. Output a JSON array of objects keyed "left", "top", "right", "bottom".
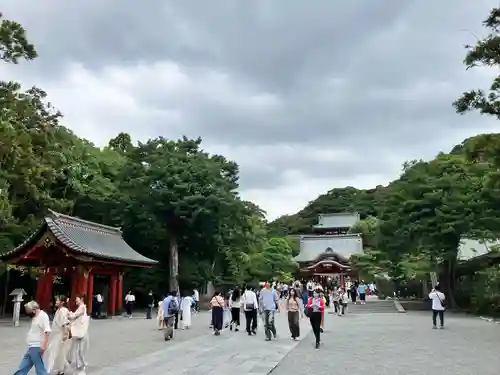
[
  {"left": 294, "top": 234, "right": 363, "bottom": 262},
  {"left": 0, "top": 210, "right": 157, "bottom": 266},
  {"left": 312, "top": 212, "right": 360, "bottom": 229},
  {"left": 458, "top": 238, "right": 500, "bottom": 261}
]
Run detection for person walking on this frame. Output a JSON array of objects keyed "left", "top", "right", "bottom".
[
  {"left": 286, "top": 288, "right": 303, "bottom": 340},
  {"left": 124, "top": 290, "right": 135, "bottom": 317},
  {"left": 357, "top": 281, "right": 367, "bottom": 305},
  {"left": 162, "top": 291, "right": 179, "bottom": 341},
  {"left": 146, "top": 290, "right": 154, "bottom": 319},
  {"left": 229, "top": 287, "right": 241, "bottom": 332},
  {"left": 66, "top": 294, "right": 90, "bottom": 375},
  {"left": 241, "top": 286, "right": 259, "bottom": 335},
  {"left": 157, "top": 297, "right": 165, "bottom": 329},
  {"left": 350, "top": 283, "right": 358, "bottom": 304},
  {"left": 13, "top": 300, "right": 51, "bottom": 375},
  {"left": 259, "top": 282, "right": 280, "bottom": 341},
  {"left": 429, "top": 284, "right": 446, "bottom": 329},
  {"left": 180, "top": 292, "right": 193, "bottom": 329},
  {"left": 339, "top": 288, "right": 349, "bottom": 316},
  {"left": 44, "top": 295, "right": 70, "bottom": 375},
  {"left": 210, "top": 291, "right": 225, "bottom": 335},
  {"left": 331, "top": 287, "right": 340, "bottom": 314},
  {"left": 306, "top": 289, "right": 325, "bottom": 349}
]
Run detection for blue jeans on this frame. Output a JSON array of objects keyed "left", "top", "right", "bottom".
[{"left": 14, "top": 347, "right": 48, "bottom": 375}]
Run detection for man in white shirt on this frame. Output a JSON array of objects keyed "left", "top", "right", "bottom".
[
  {"left": 241, "top": 286, "right": 259, "bottom": 336},
  {"left": 95, "top": 293, "right": 103, "bottom": 318},
  {"left": 13, "top": 300, "right": 51, "bottom": 375},
  {"left": 428, "top": 284, "right": 446, "bottom": 329}
]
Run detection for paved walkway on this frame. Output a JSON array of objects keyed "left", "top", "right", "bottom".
[
  {"left": 2, "top": 308, "right": 499, "bottom": 375},
  {"left": 272, "top": 311, "right": 500, "bottom": 375},
  {"left": 0, "top": 311, "right": 214, "bottom": 374},
  {"left": 91, "top": 311, "right": 311, "bottom": 375}
]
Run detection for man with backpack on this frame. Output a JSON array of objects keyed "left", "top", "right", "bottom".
[{"left": 163, "top": 291, "right": 179, "bottom": 341}]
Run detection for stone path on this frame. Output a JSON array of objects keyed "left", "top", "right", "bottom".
[
  {"left": 272, "top": 311, "right": 500, "bottom": 375},
  {"left": 0, "top": 311, "right": 213, "bottom": 374},
  {"left": 3, "top": 307, "right": 499, "bottom": 375},
  {"left": 91, "top": 311, "right": 311, "bottom": 375}
]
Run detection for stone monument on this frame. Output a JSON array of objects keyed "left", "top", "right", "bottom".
[{"left": 10, "top": 288, "right": 26, "bottom": 327}]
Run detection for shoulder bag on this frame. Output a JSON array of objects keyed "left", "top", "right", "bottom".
[{"left": 435, "top": 292, "right": 446, "bottom": 308}]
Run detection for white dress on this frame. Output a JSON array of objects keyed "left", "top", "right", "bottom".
[
  {"left": 67, "top": 304, "right": 90, "bottom": 374},
  {"left": 44, "top": 307, "right": 70, "bottom": 374},
  {"left": 180, "top": 297, "right": 192, "bottom": 328},
  {"left": 157, "top": 301, "right": 165, "bottom": 329}
]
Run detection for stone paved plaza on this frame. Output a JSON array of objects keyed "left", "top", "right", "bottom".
[
  {"left": 1, "top": 308, "right": 499, "bottom": 375},
  {"left": 1, "top": 311, "right": 214, "bottom": 374},
  {"left": 273, "top": 311, "right": 500, "bottom": 375}
]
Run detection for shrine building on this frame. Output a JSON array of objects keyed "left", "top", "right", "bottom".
[
  {"left": 294, "top": 212, "right": 363, "bottom": 288},
  {"left": 0, "top": 210, "right": 157, "bottom": 315}
]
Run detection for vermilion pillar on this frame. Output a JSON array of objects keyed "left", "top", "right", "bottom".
[
  {"left": 108, "top": 274, "right": 117, "bottom": 316},
  {"left": 116, "top": 273, "right": 123, "bottom": 314},
  {"left": 86, "top": 273, "right": 94, "bottom": 315},
  {"left": 69, "top": 270, "right": 80, "bottom": 311},
  {"left": 35, "top": 274, "right": 46, "bottom": 309},
  {"left": 43, "top": 268, "right": 54, "bottom": 312}
]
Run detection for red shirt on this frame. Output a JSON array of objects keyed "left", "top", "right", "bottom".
[{"left": 306, "top": 297, "right": 325, "bottom": 312}]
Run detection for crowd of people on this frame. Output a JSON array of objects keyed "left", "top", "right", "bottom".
[
  {"left": 154, "top": 279, "right": 377, "bottom": 350},
  {"left": 13, "top": 294, "right": 90, "bottom": 375}
]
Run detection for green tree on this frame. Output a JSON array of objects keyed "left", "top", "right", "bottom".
[
  {"left": 378, "top": 155, "right": 495, "bottom": 304},
  {"left": 248, "top": 237, "right": 297, "bottom": 281},
  {"left": 0, "top": 12, "right": 37, "bottom": 63},
  {"left": 118, "top": 136, "right": 242, "bottom": 292},
  {"left": 454, "top": 8, "right": 500, "bottom": 119}
]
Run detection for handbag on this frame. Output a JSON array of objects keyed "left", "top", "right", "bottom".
[
  {"left": 304, "top": 297, "right": 311, "bottom": 317},
  {"left": 435, "top": 292, "right": 446, "bottom": 308},
  {"left": 70, "top": 315, "right": 88, "bottom": 339}
]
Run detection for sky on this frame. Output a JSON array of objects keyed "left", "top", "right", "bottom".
[{"left": 2, "top": 1, "right": 500, "bottom": 220}]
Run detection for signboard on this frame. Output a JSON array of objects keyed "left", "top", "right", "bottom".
[{"left": 430, "top": 272, "right": 438, "bottom": 288}]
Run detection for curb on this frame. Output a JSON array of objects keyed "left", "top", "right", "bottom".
[
  {"left": 479, "top": 316, "right": 500, "bottom": 324},
  {"left": 393, "top": 300, "right": 407, "bottom": 313}
]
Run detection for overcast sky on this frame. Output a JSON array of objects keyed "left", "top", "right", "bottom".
[{"left": 2, "top": 1, "right": 499, "bottom": 220}]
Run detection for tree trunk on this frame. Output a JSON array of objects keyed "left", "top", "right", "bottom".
[
  {"left": 441, "top": 257, "right": 458, "bottom": 308},
  {"left": 1, "top": 265, "right": 9, "bottom": 316},
  {"left": 168, "top": 235, "right": 179, "bottom": 293}
]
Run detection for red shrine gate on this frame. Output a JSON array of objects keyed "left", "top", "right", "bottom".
[{"left": 0, "top": 210, "right": 157, "bottom": 314}]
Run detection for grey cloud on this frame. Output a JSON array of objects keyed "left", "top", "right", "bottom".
[{"left": 3, "top": 0, "right": 500, "bottom": 216}]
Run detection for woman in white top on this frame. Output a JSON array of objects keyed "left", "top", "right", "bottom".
[
  {"left": 339, "top": 288, "right": 349, "bottom": 316},
  {"left": 67, "top": 294, "right": 90, "bottom": 374},
  {"left": 229, "top": 288, "right": 242, "bottom": 331},
  {"left": 157, "top": 299, "right": 165, "bottom": 329},
  {"left": 180, "top": 293, "right": 193, "bottom": 329},
  {"left": 124, "top": 290, "right": 135, "bottom": 317},
  {"left": 44, "top": 295, "right": 70, "bottom": 375}
]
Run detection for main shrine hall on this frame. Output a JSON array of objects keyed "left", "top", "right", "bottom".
[
  {"left": 0, "top": 210, "right": 157, "bottom": 315},
  {"left": 294, "top": 212, "right": 363, "bottom": 288}
]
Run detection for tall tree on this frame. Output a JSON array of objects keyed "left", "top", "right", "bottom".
[
  {"left": 119, "top": 136, "right": 242, "bottom": 292},
  {"left": 454, "top": 8, "right": 500, "bottom": 119},
  {"left": 378, "top": 155, "right": 496, "bottom": 304}
]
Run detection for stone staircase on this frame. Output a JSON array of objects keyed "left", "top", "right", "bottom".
[{"left": 343, "top": 299, "right": 399, "bottom": 314}]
